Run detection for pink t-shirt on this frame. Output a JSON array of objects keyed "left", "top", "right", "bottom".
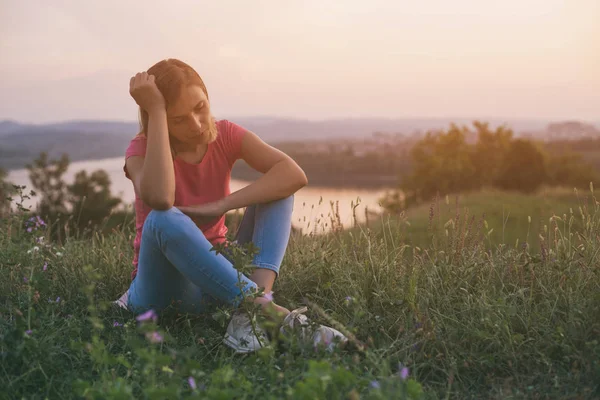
[{"left": 123, "top": 119, "right": 248, "bottom": 280}]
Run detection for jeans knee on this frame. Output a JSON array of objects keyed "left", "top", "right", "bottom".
[{"left": 145, "top": 207, "right": 185, "bottom": 231}]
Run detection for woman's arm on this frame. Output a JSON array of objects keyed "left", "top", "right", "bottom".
[
  {"left": 221, "top": 131, "right": 308, "bottom": 212},
  {"left": 128, "top": 72, "right": 175, "bottom": 210},
  {"left": 139, "top": 109, "right": 176, "bottom": 209}
]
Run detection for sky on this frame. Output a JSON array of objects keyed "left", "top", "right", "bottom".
[{"left": 0, "top": 0, "right": 598, "bottom": 123}]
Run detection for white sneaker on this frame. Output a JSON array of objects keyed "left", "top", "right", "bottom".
[
  {"left": 279, "top": 307, "right": 348, "bottom": 352},
  {"left": 112, "top": 291, "right": 129, "bottom": 311},
  {"left": 223, "top": 310, "right": 270, "bottom": 353}
]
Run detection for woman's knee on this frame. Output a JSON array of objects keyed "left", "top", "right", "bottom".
[
  {"left": 146, "top": 207, "right": 181, "bottom": 224},
  {"left": 262, "top": 195, "right": 294, "bottom": 210},
  {"left": 145, "top": 207, "right": 194, "bottom": 232},
  {"left": 143, "top": 207, "right": 202, "bottom": 241}
]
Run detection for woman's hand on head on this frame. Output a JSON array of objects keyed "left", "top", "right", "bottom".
[{"left": 129, "top": 72, "right": 166, "bottom": 114}]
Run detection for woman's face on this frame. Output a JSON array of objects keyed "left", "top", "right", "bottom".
[{"left": 166, "top": 85, "right": 217, "bottom": 146}]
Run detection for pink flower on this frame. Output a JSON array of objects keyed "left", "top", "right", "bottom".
[
  {"left": 399, "top": 366, "right": 409, "bottom": 380},
  {"left": 263, "top": 291, "right": 274, "bottom": 302},
  {"left": 113, "top": 321, "right": 123, "bottom": 327},
  {"left": 136, "top": 309, "right": 158, "bottom": 323},
  {"left": 42, "top": 262, "right": 48, "bottom": 271},
  {"left": 188, "top": 377, "right": 197, "bottom": 390},
  {"left": 146, "top": 331, "right": 163, "bottom": 343}
]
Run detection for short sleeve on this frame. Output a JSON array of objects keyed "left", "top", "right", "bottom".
[
  {"left": 123, "top": 134, "right": 147, "bottom": 180},
  {"left": 222, "top": 120, "right": 248, "bottom": 164}
]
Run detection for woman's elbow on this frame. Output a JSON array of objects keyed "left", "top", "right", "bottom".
[
  {"left": 293, "top": 170, "right": 308, "bottom": 190},
  {"left": 299, "top": 171, "right": 308, "bottom": 187},
  {"left": 142, "top": 193, "right": 174, "bottom": 210}
]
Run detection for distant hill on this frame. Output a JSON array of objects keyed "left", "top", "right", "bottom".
[{"left": 0, "top": 117, "right": 595, "bottom": 171}]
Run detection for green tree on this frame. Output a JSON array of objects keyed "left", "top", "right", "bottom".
[
  {"left": 26, "top": 152, "right": 123, "bottom": 241},
  {"left": 0, "top": 167, "right": 14, "bottom": 217},
  {"left": 67, "top": 169, "right": 122, "bottom": 235},
  {"left": 400, "top": 124, "right": 477, "bottom": 207},
  {"left": 470, "top": 122, "right": 513, "bottom": 188},
  {"left": 545, "top": 152, "right": 598, "bottom": 189},
  {"left": 494, "top": 139, "right": 548, "bottom": 193}
]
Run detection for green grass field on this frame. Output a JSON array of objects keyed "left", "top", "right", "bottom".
[
  {"left": 368, "top": 186, "right": 587, "bottom": 253},
  {"left": 1, "top": 186, "right": 599, "bottom": 399}
]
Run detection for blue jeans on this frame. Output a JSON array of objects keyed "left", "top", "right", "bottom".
[{"left": 127, "top": 195, "right": 294, "bottom": 314}]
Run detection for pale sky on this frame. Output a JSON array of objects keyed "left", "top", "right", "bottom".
[{"left": 1, "top": 0, "right": 598, "bottom": 123}]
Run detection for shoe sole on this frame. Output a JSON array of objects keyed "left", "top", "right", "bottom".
[{"left": 222, "top": 335, "right": 267, "bottom": 354}]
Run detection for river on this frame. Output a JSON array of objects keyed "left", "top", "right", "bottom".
[{"left": 7, "top": 157, "right": 395, "bottom": 234}]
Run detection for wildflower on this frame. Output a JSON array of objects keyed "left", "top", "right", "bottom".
[
  {"left": 55, "top": 252, "right": 63, "bottom": 257},
  {"left": 398, "top": 364, "right": 409, "bottom": 380},
  {"left": 263, "top": 291, "right": 274, "bottom": 301},
  {"left": 56, "top": 297, "right": 61, "bottom": 303},
  {"left": 146, "top": 331, "right": 163, "bottom": 343},
  {"left": 43, "top": 262, "right": 48, "bottom": 271},
  {"left": 136, "top": 309, "right": 158, "bottom": 323},
  {"left": 23, "top": 277, "right": 28, "bottom": 283},
  {"left": 27, "top": 246, "right": 40, "bottom": 254},
  {"left": 27, "top": 227, "right": 32, "bottom": 233},
  {"left": 369, "top": 380, "right": 381, "bottom": 389},
  {"left": 188, "top": 377, "right": 197, "bottom": 390},
  {"left": 36, "top": 216, "right": 46, "bottom": 226},
  {"left": 25, "top": 330, "right": 32, "bottom": 335},
  {"left": 113, "top": 321, "right": 123, "bottom": 327},
  {"left": 344, "top": 296, "right": 353, "bottom": 306}
]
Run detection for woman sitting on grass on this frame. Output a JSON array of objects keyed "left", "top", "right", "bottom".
[{"left": 113, "top": 58, "right": 346, "bottom": 353}]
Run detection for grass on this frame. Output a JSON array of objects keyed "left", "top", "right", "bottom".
[{"left": 1, "top": 185, "right": 599, "bottom": 399}]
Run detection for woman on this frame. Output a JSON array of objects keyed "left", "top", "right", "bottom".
[{"left": 113, "top": 58, "right": 346, "bottom": 353}]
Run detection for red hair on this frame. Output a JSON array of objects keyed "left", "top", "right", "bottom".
[{"left": 138, "top": 58, "right": 209, "bottom": 135}]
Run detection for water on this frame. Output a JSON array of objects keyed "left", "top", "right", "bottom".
[{"left": 7, "top": 157, "right": 393, "bottom": 234}]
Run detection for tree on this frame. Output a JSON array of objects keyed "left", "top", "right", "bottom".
[
  {"left": 67, "top": 169, "right": 122, "bottom": 234},
  {"left": 495, "top": 139, "right": 547, "bottom": 193},
  {"left": 0, "top": 167, "right": 15, "bottom": 217},
  {"left": 470, "top": 122, "right": 513, "bottom": 188},
  {"left": 26, "top": 152, "right": 70, "bottom": 218},
  {"left": 26, "top": 152, "right": 123, "bottom": 241},
  {"left": 400, "top": 124, "right": 477, "bottom": 207}
]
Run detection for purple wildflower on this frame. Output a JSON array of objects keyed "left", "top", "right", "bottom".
[
  {"left": 188, "top": 377, "right": 197, "bottom": 390},
  {"left": 43, "top": 262, "right": 48, "bottom": 271},
  {"left": 27, "top": 227, "right": 32, "bottom": 233},
  {"left": 146, "top": 331, "right": 163, "bottom": 343},
  {"left": 113, "top": 321, "right": 123, "bottom": 327},
  {"left": 369, "top": 380, "right": 381, "bottom": 389},
  {"left": 263, "top": 291, "right": 274, "bottom": 302},
  {"left": 25, "top": 330, "right": 32, "bottom": 335},
  {"left": 56, "top": 297, "right": 60, "bottom": 303},
  {"left": 136, "top": 309, "right": 158, "bottom": 323},
  {"left": 23, "top": 277, "right": 28, "bottom": 283},
  {"left": 36, "top": 216, "right": 45, "bottom": 226},
  {"left": 399, "top": 366, "right": 409, "bottom": 380}
]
